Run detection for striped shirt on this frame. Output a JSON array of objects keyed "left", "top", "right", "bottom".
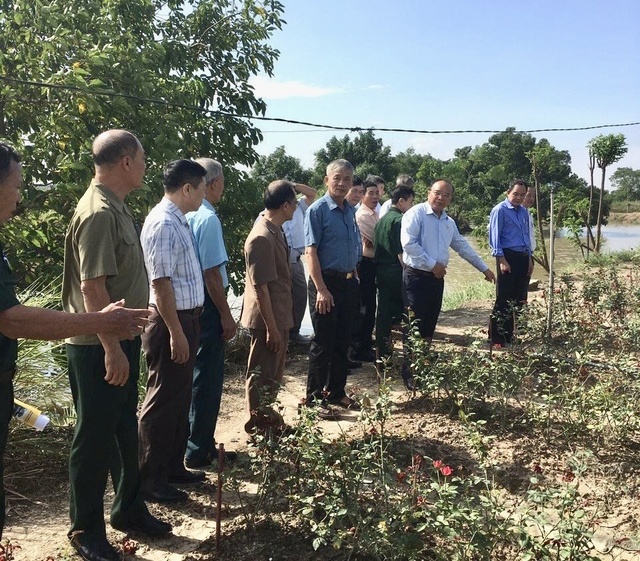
[{"left": 141, "top": 197, "right": 205, "bottom": 310}]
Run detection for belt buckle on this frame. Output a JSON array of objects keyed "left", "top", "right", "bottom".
[{"left": 346, "top": 272, "right": 353, "bottom": 279}]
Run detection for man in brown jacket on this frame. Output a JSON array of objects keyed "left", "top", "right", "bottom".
[{"left": 241, "top": 180, "right": 296, "bottom": 436}]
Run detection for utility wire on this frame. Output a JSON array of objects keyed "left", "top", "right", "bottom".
[{"left": 1, "top": 74, "right": 638, "bottom": 135}]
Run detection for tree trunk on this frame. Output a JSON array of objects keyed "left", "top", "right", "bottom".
[
  {"left": 595, "top": 166, "right": 607, "bottom": 253},
  {"left": 586, "top": 155, "right": 595, "bottom": 257},
  {"left": 533, "top": 179, "right": 549, "bottom": 272}
]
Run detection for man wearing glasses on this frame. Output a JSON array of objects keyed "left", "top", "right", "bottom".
[{"left": 400, "top": 180, "right": 495, "bottom": 386}]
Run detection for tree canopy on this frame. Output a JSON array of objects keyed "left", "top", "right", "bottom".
[{"left": 0, "top": 0, "right": 284, "bottom": 290}]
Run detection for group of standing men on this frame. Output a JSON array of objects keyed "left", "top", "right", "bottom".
[{"left": 0, "top": 127, "right": 537, "bottom": 560}]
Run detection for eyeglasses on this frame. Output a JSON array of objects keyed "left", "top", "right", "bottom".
[{"left": 430, "top": 190, "right": 452, "bottom": 200}]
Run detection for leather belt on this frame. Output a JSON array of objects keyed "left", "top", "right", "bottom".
[
  {"left": 405, "top": 266, "right": 435, "bottom": 278},
  {"left": 322, "top": 269, "right": 355, "bottom": 280}
]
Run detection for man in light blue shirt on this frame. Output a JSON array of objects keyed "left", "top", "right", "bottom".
[
  {"left": 401, "top": 180, "right": 495, "bottom": 381},
  {"left": 488, "top": 179, "right": 533, "bottom": 346},
  {"left": 303, "top": 159, "right": 361, "bottom": 417},
  {"left": 185, "top": 158, "right": 237, "bottom": 468}
]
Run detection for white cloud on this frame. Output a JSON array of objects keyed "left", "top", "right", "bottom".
[
  {"left": 249, "top": 76, "right": 342, "bottom": 100},
  {"left": 364, "top": 84, "right": 386, "bottom": 91}
]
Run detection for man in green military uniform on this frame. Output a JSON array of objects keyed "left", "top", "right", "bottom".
[
  {"left": 373, "top": 185, "right": 415, "bottom": 365},
  {"left": 63, "top": 130, "right": 171, "bottom": 561},
  {"left": 0, "top": 142, "right": 149, "bottom": 547}
]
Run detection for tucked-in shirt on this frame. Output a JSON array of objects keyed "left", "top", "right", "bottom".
[
  {"left": 282, "top": 197, "right": 309, "bottom": 262},
  {"left": 401, "top": 202, "right": 489, "bottom": 273},
  {"left": 304, "top": 193, "right": 361, "bottom": 272},
  {"left": 141, "top": 197, "right": 205, "bottom": 310},
  {"left": 241, "top": 217, "right": 293, "bottom": 331},
  {"left": 0, "top": 245, "right": 19, "bottom": 373},
  {"left": 488, "top": 199, "right": 532, "bottom": 257},
  {"left": 62, "top": 180, "right": 149, "bottom": 345},
  {"left": 356, "top": 204, "right": 379, "bottom": 259},
  {"left": 187, "top": 199, "right": 229, "bottom": 288},
  {"left": 374, "top": 206, "right": 403, "bottom": 268}
]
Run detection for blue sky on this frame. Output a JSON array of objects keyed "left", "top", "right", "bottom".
[{"left": 250, "top": 0, "right": 639, "bottom": 188}]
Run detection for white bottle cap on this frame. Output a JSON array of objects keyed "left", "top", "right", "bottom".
[{"left": 33, "top": 414, "right": 50, "bottom": 431}]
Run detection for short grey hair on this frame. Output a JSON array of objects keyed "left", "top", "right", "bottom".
[
  {"left": 326, "top": 159, "right": 354, "bottom": 177},
  {"left": 396, "top": 174, "right": 415, "bottom": 187},
  {"left": 195, "top": 157, "right": 223, "bottom": 184}
]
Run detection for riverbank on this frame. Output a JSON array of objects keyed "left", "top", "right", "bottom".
[{"left": 608, "top": 211, "right": 640, "bottom": 225}]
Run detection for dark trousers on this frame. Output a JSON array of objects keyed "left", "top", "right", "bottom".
[
  {"left": 490, "top": 250, "right": 530, "bottom": 345},
  {"left": 403, "top": 268, "right": 445, "bottom": 341},
  {"left": 139, "top": 307, "right": 200, "bottom": 490},
  {"left": 187, "top": 295, "right": 225, "bottom": 465},
  {"left": 306, "top": 275, "right": 359, "bottom": 403},
  {"left": 376, "top": 264, "right": 404, "bottom": 358},
  {"left": 290, "top": 258, "right": 308, "bottom": 335},
  {"left": 352, "top": 257, "right": 377, "bottom": 352},
  {"left": 245, "top": 328, "right": 289, "bottom": 433},
  {"left": 67, "top": 339, "right": 146, "bottom": 539},
  {"left": 0, "top": 378, "right": 13, "bottom": 539}
]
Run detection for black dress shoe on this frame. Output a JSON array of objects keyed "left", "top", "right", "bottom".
[
  {"left": 347, "top": 359, "right": 363, "bottom": 369},
  {"left": 69, "top": 534, "right": 119, "bottom": 561},
  {"left": 184, "top": 455, "right": 212, "bottom": 469},
  {"left": 168, "top": 468, "right": 206, "bottom": 484},
  {"left": 352, "top": 348, "right": 376, "bottom": 362},
  {"left": 142, "top": 484, "right": 188, "bottom": 503},
  {"left": 112, "top": 510, "right": 172, "bottom": 536},
  {"left": 289, "top": 332, "right": 314, "bottom": 345}
]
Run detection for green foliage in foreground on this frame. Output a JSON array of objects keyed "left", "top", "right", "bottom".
[{"left": 232, "top": 260, "right": 640, "bottom": 560}]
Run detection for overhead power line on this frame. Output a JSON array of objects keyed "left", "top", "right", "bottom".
[{"left": 1, "top": 74, "right": 638, "bottom": 135}]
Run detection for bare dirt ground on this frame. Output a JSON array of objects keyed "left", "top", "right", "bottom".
[{"left": 4, "top": 298, "right": 640, "bottom": 560}]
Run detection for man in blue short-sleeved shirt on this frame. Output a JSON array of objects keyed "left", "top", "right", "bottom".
[
  {"left": 185, "top": 158, "right": 237, "bottom": 468},
  {"left": 303, "top": 159, "right": 361, "bottom": 417}
]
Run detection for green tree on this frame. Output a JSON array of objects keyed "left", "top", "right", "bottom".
[
  {"left": 312, "top": 130, "right": 393, "bottom": 186},
  {"left": 252, "top": 146, "right": 312, "bottom": 185},
  {"left": 609, "top": 167, "right": 640, "bottom": 204},
  {"left": 0, "top": 0, "right": 284, "bottom": 290},
  {"left": 587, "top": 134, "right": 628, "bottom": 252}
]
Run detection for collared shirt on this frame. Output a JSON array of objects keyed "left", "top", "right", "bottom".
[
  {"left": 401, "top": 202, "right": 489, "bottom": 273},
  {"left": 374, "top": 206, "right": 403, "bottom": 268},
  {"left": 240, "top": 216, "right": 293, "bottom": 331},
  {"left": 62, "top": 179, "right": 149, "bottom": 345},
  {"left": 489, "top": 198, "right": 532, "bottom": 257},
  {"left": 356, "top": 203, "right": 379, "bottom": 259},
  {"left": 0, "top": 245, "right": 19, "bottom": 373},
  {"left": 187, "top": 199, "right": 229, "bottom": 288},
  {"left": 282, "top": 197, "right": 309, "bottom": 262},
  {"left": 304, "top": 193, "right": 361, "bottom": 272},
  {"left": 141, "top": 197, "right": 205, "bottom": 310}
]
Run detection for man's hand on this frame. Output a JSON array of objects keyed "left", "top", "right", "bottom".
[
  {"left": 101, "top": 300, "right": 150, "bottom": 339},
  {"left": 363, "top": 238, "right": 373, "bottom": 248},
  {"left": 315, "top": 286, "right": 335, "bottom": 314},
  {"left": 221, "top": 313, "right": 237, "bottom": 341},
  {"left": 266, "top": 327, "right": 282, "bottom": 354},
  {"left": 498, "top": 257, "right": 511, "bottom": 274},
  {"left": 431, "top": 263, "right": 447, "bottom": 279},
  {"left": 528, "top": 257, "right": 534, "bottom": 277},
  {"left": 483, "top": 269, "right": 497, "bottom": 283},
  {"left": 103, "top": 346, "right": 130, "bottom": 386},
  {"left": 169, "top": 329, "right": 190, "bottom": 364}
]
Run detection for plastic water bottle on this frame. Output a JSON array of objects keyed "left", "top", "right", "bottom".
[{"left": 13, "top": 399, "right": 50, "bottom": 431}]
